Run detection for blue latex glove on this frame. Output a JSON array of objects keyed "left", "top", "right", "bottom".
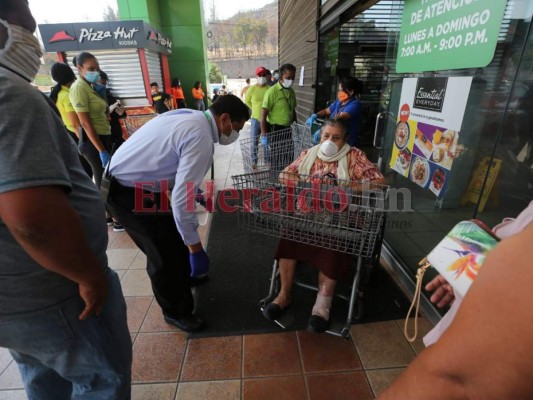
[
  {"left": 313, "top": 130, "right": 321, "bottom": 145},
  {"left": 190, "top": 249, "right": 209, "bottom": 277},
  {"left": 306, "top": 113, "right": 317, "bottom": 127},
  {"left": 99, "top": 151, "right": 110, "bottom": 167},
  {"left": 260, "top": 135, "right": 268, "bottom": 146}
]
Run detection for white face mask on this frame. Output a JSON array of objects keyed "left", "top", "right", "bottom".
[
  {"left": 219, "top": 129, "right": 240, "bottom": 145},
  {"left": 319, "top": 140, "right": 339, "bottom": 157},
  {"left": 281, "top": 79, "right": 293, "bottom": 89},
  {"left": 257, "top": 77, "right": 267, "bottom": 85},
  {"left": 0, "top": 19, "right": 42, "bottom": 82}
]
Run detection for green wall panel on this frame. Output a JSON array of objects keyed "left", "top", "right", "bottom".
[{"left": 118, "top": 0, "right": 209, "bottom": 107}]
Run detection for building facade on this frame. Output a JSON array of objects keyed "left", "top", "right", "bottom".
[{"left": 280, "top": 0, "right": 533, "bottom": 321}]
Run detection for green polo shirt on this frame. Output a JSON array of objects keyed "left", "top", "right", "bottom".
[
  {"left": 56, "top": 85, "right": 76, "bottom": 133},
  {"left": 245, "top": 84, "right": 269, "bottom": 120},
  {"left": 262, "top": 82, "right": 296, "bottom": 127},
  {"left": 69, "top": 78, "right": 111, "bottom": 135}
]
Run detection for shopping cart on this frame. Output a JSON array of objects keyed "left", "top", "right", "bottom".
[
  {"left": 239, "top": 123, "right": 314, "bottom": 174},
  {"left": 123, "top": 114, "right": 156, "bottom": 137},
  {"left": 231, "top": 171, "right": 389, "bottom": 338}
]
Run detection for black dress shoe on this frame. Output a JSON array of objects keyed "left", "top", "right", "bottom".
[
  {"left": 262, "top": 302, "right": 290, "bottom": 321},
  {"left": 163, "top": 314, "right": 205, "bottom": 332},
  {"left": 307, "top": 315, "right": 329, "bottom": 333}
]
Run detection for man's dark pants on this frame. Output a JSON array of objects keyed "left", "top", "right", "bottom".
[{"left": 107, "top": 182, "right": 194, "bottom": 318}]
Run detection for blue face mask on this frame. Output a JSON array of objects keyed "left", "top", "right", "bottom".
[{"left": 85, "top": 71, "right": 100, "bottom": 84}]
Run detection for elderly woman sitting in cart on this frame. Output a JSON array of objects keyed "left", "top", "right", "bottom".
[{"left": 262, "top": 119, "right": 385, "bottom": 332}]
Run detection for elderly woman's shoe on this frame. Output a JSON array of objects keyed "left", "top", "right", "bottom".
[
  {"left": 263, "top": 302, "right": 290, "bottom": 321},
  {"left": 307, "top": 315, "right": 329, "bottom": 333}
]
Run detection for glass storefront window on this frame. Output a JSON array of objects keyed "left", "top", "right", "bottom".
[{"left": 379, "top": 0, "right": 533, "bottom": 296}]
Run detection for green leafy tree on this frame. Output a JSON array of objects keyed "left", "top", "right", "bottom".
[
  {"left": 103, "top": 5, "right": 119, "bottom": 21},
  {"left": 209, "top": 63, "right": 223, "bottom": 83}
]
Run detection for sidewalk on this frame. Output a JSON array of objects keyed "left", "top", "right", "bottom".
[{"left": 0, "top": 122, "right": 433, "bottom": 399}]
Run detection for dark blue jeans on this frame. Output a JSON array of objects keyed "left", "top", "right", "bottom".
[{"left": 0, "top": 268, "right": 132, "bottom": 400}]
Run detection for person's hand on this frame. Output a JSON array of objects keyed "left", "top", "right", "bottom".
[
  {"left": 260, "top": 135, "right": 268, "bottom": 146},
  {"left": 190, "top": 248, "right": 209, "bottom": 277},
  {"left": 78, "top": 269, "right": 109, "bottom": 320},
  {"left": 99, "top": 151, "right": 110, "bottom": 167},
  {"left": 425, "top": 274, "right": 455, "bottom": 308},
  {"left": 306, "top": 113, "right": 317, "bottom": 126}
]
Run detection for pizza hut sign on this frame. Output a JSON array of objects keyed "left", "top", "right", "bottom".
[
  {"left": 79, "top": 26, "right": 140, "bottom": 45},
  {"left": 38, "top": 20, "right": 173, "bottom": 54}
]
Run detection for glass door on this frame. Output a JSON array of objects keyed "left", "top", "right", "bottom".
[
  {"left": 376, "top": 0, "right": 532, "bottom": 306},
  {"left": 316, "top": 1, "right": 404, "bottom": 160}
]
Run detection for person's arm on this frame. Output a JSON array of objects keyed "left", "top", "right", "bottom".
[
  {"left": 379, "top": 223, "right": 533, "bottom": 400},
  {"left": 170, "top": 129, "right": 213, "bottom": 253},
  {"left": 70, "top": 86, "right": 106, "bottom": 152},
  {"left": 315, "top": 107, "right": 331, "bottom": 119},
  {"left": 76, "top": 112, "right": 106, "bottom": 152},
  {"left": 66, "top": 111, "right": 81, "bottom": 138},
  {"left": 260, "top": 108, "right": 269, "bottom": 135},
  {"left": 0, "top": 186, "right": 108, "bottom": 320},
  {"left": 244, "top": 86, "right": 253, "bottom": 109}
]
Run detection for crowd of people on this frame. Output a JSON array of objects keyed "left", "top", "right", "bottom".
[{"left": 1, "top": 0, "right": 532, "bottom": 398}]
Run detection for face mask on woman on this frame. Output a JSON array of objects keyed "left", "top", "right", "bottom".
[
  {"left": 337, "top": 90, "right": 349, "bottom": 102},
  {"left": 320, "top": 140, "right": 339, "bottom": 157},
  {"left": 84, "top": 70, "right": 100, "bottom": 84},
  {"left": 257, "top": 77, "right": 267, "bottom": 85},
  {"left": 0, "top": 19, "right": 43, "bottom": 82}
]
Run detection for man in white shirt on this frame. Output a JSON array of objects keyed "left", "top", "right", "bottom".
[{"left": 107, "top": 95, "right": 249, "bottom": 332}]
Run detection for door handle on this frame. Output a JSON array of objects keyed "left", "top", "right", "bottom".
[{"left": 373, "top": 112, "right": 385, "bottom": 149}]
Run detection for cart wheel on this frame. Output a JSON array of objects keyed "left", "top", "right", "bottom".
[{"left": 340, "top": 327, "right": 351, "bottom": 339}]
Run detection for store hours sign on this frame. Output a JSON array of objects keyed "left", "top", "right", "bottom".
[{"left": 396, "top": 0, "right": 507, "bottom": 73}]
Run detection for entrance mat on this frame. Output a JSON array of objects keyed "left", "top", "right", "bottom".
[{"left": 191, "top": 203, "right": 411, "bottom": 338}]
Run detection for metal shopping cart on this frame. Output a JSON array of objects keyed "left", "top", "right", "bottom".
[
  {"left": 231, "top": 171, "right": 389, "bottom": 338},
  {"left": 123, "top": 114, "right": 156, "bottom": 137},
  {"left": 239, "top": 123, "right": 314, "bottom": 174}
]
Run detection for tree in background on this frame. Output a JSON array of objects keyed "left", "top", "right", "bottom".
[
  {"left": 103, "top": 5, "right": 119, "bottom": 21},
  {"left": 209, "top": 63, "right": 223, "bottom": 83},
  {"left": 205, "top": 1, "right": 277, "bottom": 60}
]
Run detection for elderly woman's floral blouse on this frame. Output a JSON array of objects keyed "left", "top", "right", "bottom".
[{"left": 283, "top": 147, "right": 383, "bottom": 182}]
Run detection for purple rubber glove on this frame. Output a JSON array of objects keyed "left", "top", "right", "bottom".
[{"left": 190, "top": 249, "right": 209, "bottom": 277}]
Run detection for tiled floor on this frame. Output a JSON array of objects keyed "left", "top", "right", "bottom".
[{"left": 0, "top": 122, "right": 434, "bottom": 399}]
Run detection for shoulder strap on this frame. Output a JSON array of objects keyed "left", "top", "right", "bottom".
[{"left": 403, "top": 258, "right": 432, "bottom": 342}]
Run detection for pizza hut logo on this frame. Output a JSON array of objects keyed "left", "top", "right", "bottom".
[
  {"left": 49, "top": 30, "right": 76, "bottom": 43},
  {"left": 147, "top": 30, "right": 172, "bottom": 50},
  {"left": 413, "top": 77, "right": 448, "bottom": 113}
]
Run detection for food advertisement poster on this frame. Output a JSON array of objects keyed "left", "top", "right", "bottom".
[{"left": 390, "top": 76, "right": 473, "bottom": 197}]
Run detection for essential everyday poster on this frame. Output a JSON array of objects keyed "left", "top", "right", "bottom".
[{"left": 390, "top": 76, "right": 473, "bottom": 197}]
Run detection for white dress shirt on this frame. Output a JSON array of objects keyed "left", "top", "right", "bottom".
[{"left": 110, "top": 109, "right": 218, "bottom": 245}]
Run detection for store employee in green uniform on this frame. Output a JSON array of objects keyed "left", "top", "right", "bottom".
[
  {"left": 70, "top": 52, "right": 124, "bottom": 231},
  {"left": 260, "top": 63, "right": 297, "bottom": 170}
]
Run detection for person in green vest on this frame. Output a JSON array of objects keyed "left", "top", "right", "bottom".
[
  {"left": 260, "top": 63, "right": 297, "bottom": 170},
  {"left": 245, "top": 66, "right": 270, "bottom": 168}
]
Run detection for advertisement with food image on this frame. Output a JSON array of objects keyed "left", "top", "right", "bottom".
[
  {"left": 389, "top": 76, "right": 472, "bottom": 198},
  {"left": 390, "top": 118, "right": 417, "bottom": 177},
  {"left": 409, "top": 155, "right": 431, "bottom": 188},
  {"left": 413, "top": 122, "right": 459, "bottom": 170},
  {"left": 429, "top": 166, "right": 449, "bottom": 197}
]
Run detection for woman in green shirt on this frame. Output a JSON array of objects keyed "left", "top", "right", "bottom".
[
  {"left": 50, "top": 62, "right": 92, "bottom": 178},
  {"left": 70, "top": 52, "right": 124, "bottom": 231},
  {"left": 245, "top": 66, "right": 270, "bottom": 168},
  {"left": 69, "top": 52, "right": 112, "bottom": 188}
]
